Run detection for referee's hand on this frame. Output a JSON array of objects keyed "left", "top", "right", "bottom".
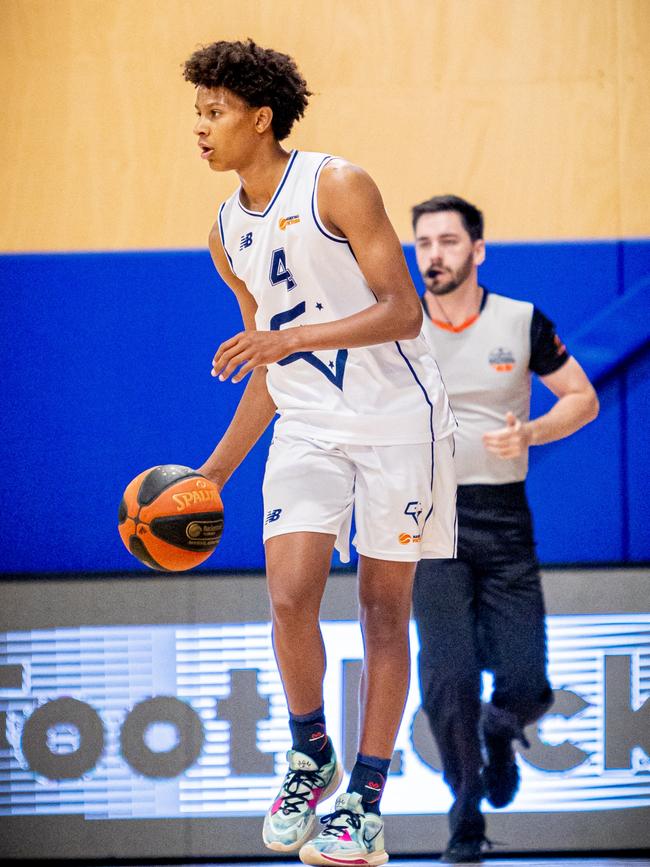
[{"left": 482, "top": 411, "right": 532, "bottom": 459}]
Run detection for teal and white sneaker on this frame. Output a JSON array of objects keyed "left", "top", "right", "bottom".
[
  {"left": 299, "top": 792, "right": 389, "bottom": 866},
  {"left": 262, "top": 748, "right": 343, "bottom": 852}
]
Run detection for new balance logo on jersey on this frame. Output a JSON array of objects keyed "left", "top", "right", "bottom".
[
  {"left": 239, "top": 232, "right": 253, "bottom": 250},
  {"left": 265, "top": 508, "right": 282, "bottom": 525},
  {"left": 404, "top": 500, "right": 423, "bottom": 527}
]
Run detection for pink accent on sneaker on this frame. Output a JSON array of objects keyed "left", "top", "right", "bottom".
[
  {"left": 321, "top": 856, "right": 367, "bottom": 865},
  {"left": 271, "top": 797, "right": 284, "bottom": 814},
  {"left": 339, "top": 830, "right": 353, "bottom": 842}
]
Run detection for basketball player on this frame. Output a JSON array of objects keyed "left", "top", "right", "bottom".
[
  {"left": 411, "top": 195, "right": 599, "bottom": 862},
  {"left": 183, "top": 41, "right": 456, "bottom": 866}
]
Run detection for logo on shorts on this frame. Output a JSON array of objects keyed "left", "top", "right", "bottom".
[
  {"left": 404, "top": 501, "right": 423, "bottom": 527},
  {"left": 489, "top": 347, "right": 515, "bottom": 371},
  {"left": 398, "top": 532, "right": 421, "bottom": 545},
  {"left": 265, "top": 509, "right": 282, "bottom": 525}
]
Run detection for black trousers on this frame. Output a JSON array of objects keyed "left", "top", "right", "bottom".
[{"left": 413, "top": 483, "right": 553, "bottom": 842}]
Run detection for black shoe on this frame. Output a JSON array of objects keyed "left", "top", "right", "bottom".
[
  {"left": 481, "top": 704, "right": 527, "bottom": 808},
  {"left": 482, "top": 731, "right": 519, "bottom": 808},
  {"left": 440, "top": 839, "right": 484, "bottom": 863}
]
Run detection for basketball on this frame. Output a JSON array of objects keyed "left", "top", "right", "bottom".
[{"left": 118, "top": 465, "right": 224, "bottom": 572}]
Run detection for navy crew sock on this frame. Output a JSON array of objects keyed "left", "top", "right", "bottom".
[
  {"left": 289, "top": 706, "right": 333, "bottom": 766},
  {"left": 347, "top": 753, "right": 391, "bottom": 814}
]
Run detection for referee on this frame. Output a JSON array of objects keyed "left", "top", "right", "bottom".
[{"left": 411, "top": 195, "right": 599, "bottom": 863}]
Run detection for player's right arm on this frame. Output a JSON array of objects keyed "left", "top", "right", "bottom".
[{"left": 196, "top": 222, "right": 277, "bottom": 489}]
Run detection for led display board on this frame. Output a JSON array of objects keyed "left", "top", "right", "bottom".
[{"left": 0, "top": 572, "right": 648, "bottom": 858}]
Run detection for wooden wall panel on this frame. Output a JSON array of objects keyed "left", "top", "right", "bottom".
[
  {"left": 618, "top": 0, "right": 650, "bottom": 237},
  {"left": 0, "top": 0, "right": 648, "bottom": 250}
]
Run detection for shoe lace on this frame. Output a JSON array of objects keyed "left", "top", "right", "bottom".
[
  {"left": 278, "top": 767, "right": 327, "bottom": 816},
  {"left": 319, "top": 808, "right": 361, "bottom": 837}
]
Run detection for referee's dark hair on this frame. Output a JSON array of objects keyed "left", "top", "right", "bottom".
[{"left": 411, "top": 195, "right": 484, "bottom": 242}]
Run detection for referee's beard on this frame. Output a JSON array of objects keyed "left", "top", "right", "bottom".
[{"left": 424, "top": 252, "right": 474, "bottom": 296}]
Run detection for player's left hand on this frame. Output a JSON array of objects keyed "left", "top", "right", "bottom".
[
  {"left": 482, "top": 411, "right": 533, "bottom": 459},
  {"left": 211, "top": 329, "right": 293, "bottom": 383}
]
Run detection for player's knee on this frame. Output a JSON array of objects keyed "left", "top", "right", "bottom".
[
  {"left": 359, "top": 599, "right": 409, "bottom": 645},
  {"left": 269, "top": 588, "right": 318, "bottom": 624}
]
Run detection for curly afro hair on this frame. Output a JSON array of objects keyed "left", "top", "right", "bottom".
[{"left": 183, "top": 39, "right": 311, "bottom": 141}]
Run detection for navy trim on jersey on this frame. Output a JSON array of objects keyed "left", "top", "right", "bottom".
[
  {"left": 237, "top": 150, "right": 299, "bottom": 218},
  {"left": 311, "top": 156, "right": 349, "bottom": 244},
  {"left": 395, "top": 340, "right": 436, "bottom": 526},
  {"left": 395, "top": 342, "right": 436, "bottom": 444},
  {"left": 217, "top": 202, "right": 234, "bottom": 270}
]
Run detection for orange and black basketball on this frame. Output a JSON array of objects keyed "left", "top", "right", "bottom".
[{"left": 118, "top": 465, "right": 224, "bottom": 572}]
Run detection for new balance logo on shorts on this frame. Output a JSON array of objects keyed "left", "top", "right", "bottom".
[
  {"left": 265, "top": 508, "right": 282, "bottom": 525},
  {"left": 239, "top": 232, "right": 253, "bottom": 250}
]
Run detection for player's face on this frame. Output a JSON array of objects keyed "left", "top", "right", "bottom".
[
  {"left": 193, "top": 86, "right": 259, "bottom": 171},
  {"left": 414, "top": 211, "right": 484, "bottom": 296}
]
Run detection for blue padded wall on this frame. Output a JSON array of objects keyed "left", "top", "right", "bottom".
[
  {"left": 1, "top": 240, "right": 648, "bottom": 573},
  {"left": 1, "top": 252, "right": 269, "bottom": 573}
]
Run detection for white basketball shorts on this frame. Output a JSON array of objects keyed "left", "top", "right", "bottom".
[{"left": 262, "top": 431, "right": 457, "bottom": 563}]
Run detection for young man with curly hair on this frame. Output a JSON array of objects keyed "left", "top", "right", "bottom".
[{"left": 183, "top": 40, "right": 456, "bottom": 866}]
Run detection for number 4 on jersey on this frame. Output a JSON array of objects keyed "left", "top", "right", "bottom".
[{"left": 269, "top": 248, "right": 297, "bottom": 292}]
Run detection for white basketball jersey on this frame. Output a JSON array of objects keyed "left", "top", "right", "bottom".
[{"left": 218, "top": 151, "right": 455, "bottom": 445}]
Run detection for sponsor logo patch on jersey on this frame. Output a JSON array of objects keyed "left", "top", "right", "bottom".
[
  {"left": 489, "top": 346, "right": 516, "bottom": 371},
  {"left": 278, "top": 214, "right": 300, "bottom": 230}
]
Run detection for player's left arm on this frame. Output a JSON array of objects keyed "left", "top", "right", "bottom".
[
  {"left": 483, "top": 358, "right": 600, "bottom": 458},
  {"left": 213, "top": 161, "right": 422, "bottom": 382}
]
